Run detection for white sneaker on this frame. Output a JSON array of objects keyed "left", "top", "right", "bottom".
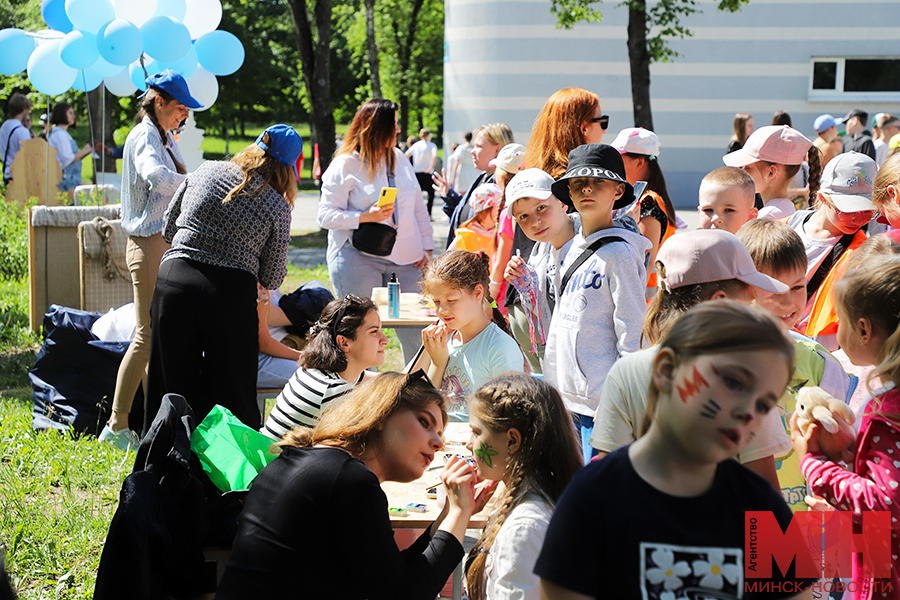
[{"left": 98, "top": 425, "right": 141, "bottom": 452}]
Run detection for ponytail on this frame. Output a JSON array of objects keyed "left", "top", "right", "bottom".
[
  {"left": 806, "top": 146, "right": 822, "bottom": 207},
  {"left": 645, "top": 158, "right": 676, "bottom": 225},
  {"left": 140, "top": 87, "right": 187, "bottom": 175}
]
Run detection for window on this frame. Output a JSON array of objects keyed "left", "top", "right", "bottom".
[{"left": 811, "top": 58, "right": 900, "bottom": 100}]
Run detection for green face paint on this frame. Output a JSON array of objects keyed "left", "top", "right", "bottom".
[{"left": 474, "top": 441, "right": 498, "bottom": 468}]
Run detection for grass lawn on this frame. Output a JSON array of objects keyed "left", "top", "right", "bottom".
[{"left": 0, "top": 258, "right": 406, "bottom": 597}]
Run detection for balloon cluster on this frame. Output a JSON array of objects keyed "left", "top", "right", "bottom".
[{"left": 0, "top": 0, "right": 246, "bottom": 110}]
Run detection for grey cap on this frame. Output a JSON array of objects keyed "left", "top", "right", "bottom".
[
  {"left": 820, "top": 152, "right": 877, "bottom": 213},
  {"left": 505, "top": 168, "right": 555, "bottom": 208}
]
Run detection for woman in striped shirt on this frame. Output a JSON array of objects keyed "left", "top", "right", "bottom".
[{"left": 263, "top": 294, "right": 388, "bottom": 439}]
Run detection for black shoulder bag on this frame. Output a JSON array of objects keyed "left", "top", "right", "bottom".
[
  {"left": 558, "top": 236, "right": 624, "bottom": 297},
  {"left": 352, "top": 171, "right": 398, "bottom": 256}
]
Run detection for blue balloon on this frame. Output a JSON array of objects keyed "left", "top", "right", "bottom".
[
  {"left": 93, "top": 55, "right": 124, "bottom": 77},
  {"left": 42, "top": 0, "right": 73, "bottom": 34},
  {"left": 65, "top": 0, "right": 115, "bottom": 34},
  {"left": 129, "top": 60, "right": 163, "bottom": 90},
  {"left": 154, "top": 0, "right": 186, "bottom": 21},
  {"left": 27, "top": 39, "right": 77, "bottom": 96},
  {"left": 0, "top": 29, "right": 36, "bottom": 75},
  {"left": 97, "top": 19, "right": 143, "bottom": 66},
  {"left": 194, "top": 30, "right": 244, "bottom": 76},
  {"left": 141, "top": 16, "right": 191, "bottom": 62},
  {"left": 59, "top": 30, "right": 98, "bottom": 69},
  {"left": 72, "top": 66, "right": 104, "bottom": 92},
  {"left": 157, "top": 43, "right": 197, "bottom": 78}
]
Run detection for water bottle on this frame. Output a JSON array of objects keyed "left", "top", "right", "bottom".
[{"left": 388, "top": 273, "right": 400, "bottom": 319}]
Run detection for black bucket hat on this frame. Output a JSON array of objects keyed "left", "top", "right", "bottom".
[{"left": 551, "top": 143, "right": 635, "bottom": 210}]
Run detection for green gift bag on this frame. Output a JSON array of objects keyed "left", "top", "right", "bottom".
[{"left": 190, "top": 405, "right": 279, "bottom": 492}]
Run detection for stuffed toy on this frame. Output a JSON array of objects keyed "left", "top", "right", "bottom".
[{"left": 795, "top": 386, "right": 856, "bottom": 463}]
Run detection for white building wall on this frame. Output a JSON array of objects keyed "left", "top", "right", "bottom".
[{"left": 444, "top": 0, "right": 900, "bottom": 206}]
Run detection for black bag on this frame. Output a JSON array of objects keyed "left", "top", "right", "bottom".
[
  {"left": 277, "top": 280, "right": 335, "bottom": 335},
  {"left": 351, "top": 171, "right": 397, "bottom": 256},
  {"left": 30, "top": 304, "right": 141, "bottom": 435},
  {"left": 352, "top": 222, "right": 397, "bottom": 256}
]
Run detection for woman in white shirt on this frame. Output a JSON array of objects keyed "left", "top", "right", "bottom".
[
  {"left": 318, "top": 99, "right": 434, "bottom": 362},
  {"left": 47, "top": 103, "right": 92, "bottom": 192}
]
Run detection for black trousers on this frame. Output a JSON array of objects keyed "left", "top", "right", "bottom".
[
  {"left": 146, "top": 257, "right": 260, "bottom": 432},
  {"left": 415, "top": 171, "right": 435, "bottom": 214}
]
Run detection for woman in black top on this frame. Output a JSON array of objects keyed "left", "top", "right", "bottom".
[{"left": 215, "top": 371, "right": 493, "bottom": 600}]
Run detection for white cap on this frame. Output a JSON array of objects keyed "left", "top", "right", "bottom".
[
  {"left": 819, "top": 152, "right": 877, "bottom": 213},
  {"left": 505, "top": 168, "right": 555, "bottom": 208},
  {"left": 488, "top": 143, "right": 526, "bottom": 174},
  {"left": 610, "top": 127, "right": 661, "bottom": 158}
]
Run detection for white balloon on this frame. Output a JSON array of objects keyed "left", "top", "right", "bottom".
[
  {"left": 114, "top": 0, "right": 158, "bottom": 27},
  {"left": 104, "top": 67, "right": 138, "bottom": 96},
  {"left": 185, "top": 65, "right": 217, "bottom": 110},
  {"left": 154, "top": 0, "right": 186, "bottom": 21},
  {"left": 182, "top": 0, "right": 221, "bottom": 40}
]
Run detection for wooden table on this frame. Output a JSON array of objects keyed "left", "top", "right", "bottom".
[
  {"left": 375, "top": 292, "right": 438, "bottom": 328},
  {"left": 382, "top": 425, "right": 489, "bottom": 600}
]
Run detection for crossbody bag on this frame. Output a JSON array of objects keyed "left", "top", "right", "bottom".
[{"left": 352, "top": 172, "right": 398, "bottom": 256}]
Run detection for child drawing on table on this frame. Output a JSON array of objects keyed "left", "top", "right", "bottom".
[
  {"left": 421, "top": 250, "right": 524, "bottom": 422},
  {"left": 464, "top": 374, "right": 581, "bottom": 600},
  {"left": 536, "top": 301, "right": 812, "bottom": 600},
  {"left": 791, "top": 255, "right": 900, "bottom": 598}
]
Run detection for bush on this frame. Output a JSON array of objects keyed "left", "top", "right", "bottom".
[{"left": 0, "top": 199, "right": 27, "bottom": 282}]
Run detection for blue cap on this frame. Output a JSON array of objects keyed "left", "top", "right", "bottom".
[
  {"left": 256, "top": 124, "right": 304, "bottom": 177},
  {"left": 142, "top": 69, "right": 203, "bottom": 109},
  {"left": 814, "top": 114, "right": 839, "bottom": 133}
]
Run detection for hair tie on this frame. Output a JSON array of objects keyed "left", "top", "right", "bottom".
[
  {"left": 658, "top": 278, "right": 670, "bottom": 294},
  {"left": 490, "top": 300, "right": 498, "bottom": 309}
]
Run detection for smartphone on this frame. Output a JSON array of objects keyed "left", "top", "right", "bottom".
[
  {"left": 616, "top": 180, "right": 648, "bottom": 217},
  {"left": 377, "top": 187, "right": 397, "bottom": 207}
]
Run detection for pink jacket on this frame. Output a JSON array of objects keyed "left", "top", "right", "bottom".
[{"left": 801, "top": 388, "right": 900, "bottom": 600}]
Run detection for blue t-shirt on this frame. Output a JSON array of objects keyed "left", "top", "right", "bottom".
[{"left": 441, "top": 322, "right": 524, "bottom": 421}]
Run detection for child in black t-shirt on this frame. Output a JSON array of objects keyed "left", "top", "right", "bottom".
[{"left": 535, "top": 301, "right": 814, "bottom": 600}]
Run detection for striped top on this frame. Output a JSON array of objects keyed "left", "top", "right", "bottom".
[{"left": 262, "top": 368, "right": 363, "bottom": 440}]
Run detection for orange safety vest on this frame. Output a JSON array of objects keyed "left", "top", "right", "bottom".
[
  {"left": 644, "top": 191, "right": 676, "bottom": 290},
  {"left": 795, "top": 229, "right": 867, "bottom": 338}
]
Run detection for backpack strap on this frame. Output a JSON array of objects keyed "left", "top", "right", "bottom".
[
  {"left": 2, "top": 125, "right": 24, "bottom": 179},
  {"left": 559, "top": 236, "right": 624, "bottom": 296}
]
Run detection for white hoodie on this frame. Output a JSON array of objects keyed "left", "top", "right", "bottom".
[{"left": 544, "top": 226, "right": 651, "bottom": 416}]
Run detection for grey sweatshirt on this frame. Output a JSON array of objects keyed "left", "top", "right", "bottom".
[{"left": 543, "top": 226, "right": 651, "bottom": 416}]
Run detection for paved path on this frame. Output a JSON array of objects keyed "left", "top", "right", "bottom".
[{"left": 288, "top": 189, "right": 700, "bottom": 270}]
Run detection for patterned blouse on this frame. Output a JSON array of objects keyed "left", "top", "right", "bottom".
[
  {"left": 121, "top": 116, "right": 187, "bottom": 237},
  {"left": 162, "top": 161, "right": 292, "bottom": 290}
]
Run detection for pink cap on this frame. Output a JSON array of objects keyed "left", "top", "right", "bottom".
[
  {"left": 723, "top": 125, "right": 812, "bottom": 168},
  {"left": 656, "top": 230, "right": 788, "bottom": 294}
]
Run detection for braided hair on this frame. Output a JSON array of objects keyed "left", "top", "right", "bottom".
[{"left": 464, "top": 375, "right": 581, "bottom": 600}]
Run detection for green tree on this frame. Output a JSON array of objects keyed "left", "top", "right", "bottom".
[{"left": 551, "top": 0, "right": 748, "bottom": 130}]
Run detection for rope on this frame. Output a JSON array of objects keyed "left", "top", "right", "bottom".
[{"left": 90, "top": 216, "right": 130, "bottom": 282}]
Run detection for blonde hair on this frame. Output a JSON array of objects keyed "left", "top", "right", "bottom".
[
  {"left": 524, "top": 88, "right": 600, "bottom": 178},
  {"left": 834, "top": 256, "right": 900, "bottom": 394},
  {"left": 465, "top": 375, "right": 581, "bottom": 600},
  {"left": 337, "top": 98, "right": 399, "bottom": 179},
  {"left": 641, "top": 301, "right": 794, "bottom": 436},
  {"left": 873, "top": 153, "right": 900, "bottom": 210},
  {"left": 278, "top": 372, "right": 447, "bottom": 455},
  {"left": 702, "top": 166, "right": 755, "bottom": 193},
  {"left": 225, "top": 138, "right": 297, "bottom": 207},
  {"left": 845, "top": 233, "right": 900, "bottom": 271},
  {"left": 474, "top": 123, "right": 514, "bottom": 148}
]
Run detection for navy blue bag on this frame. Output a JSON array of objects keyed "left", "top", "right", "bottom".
[{"left": 30, "top": 304, "right": 130, "bottom": 435}]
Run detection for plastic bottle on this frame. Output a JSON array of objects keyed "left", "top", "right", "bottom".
[{"left": 388, "top": 272, "right": 400, "bottom": 318}]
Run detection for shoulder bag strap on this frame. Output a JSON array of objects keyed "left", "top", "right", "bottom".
[
  {"left": 387, "top": 171, "right": 397, "bottom": 226},
  {"left": 2, "top": 125, "right": 24, "bottom": 176},
  {"left": 559, "top": 236, "right": 624, "bottom": 296},
  {"left": 802, "top": 212, "right": 855, "bottom": 302}
]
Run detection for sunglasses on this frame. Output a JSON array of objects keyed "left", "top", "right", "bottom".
[
  {"left": 590, "top": 115, "right": 610, "bottom": 130},
  {"left": 824, "top": 197, "right": 879, "bottom": 222},
  {"left": 331, "top": 294, "right": 364, "bottom": 333}
]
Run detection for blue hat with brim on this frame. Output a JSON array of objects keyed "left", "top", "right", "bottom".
[
  {"left": 256, "top": 124, "right": 304, "bottom": 177},
  {"left": 141, "top": 69, "right": 203, "bottom": 109}
]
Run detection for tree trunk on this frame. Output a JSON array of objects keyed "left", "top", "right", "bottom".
[
  {"left": 286, "top": 0, "right": 336, "bottom": 173},
  {"left": 364, "top": 0, "right": 382, "bottom": 98},
  {"left": 627, "top": 0, "right": 653, "bottom": 130},
  {"left": 87, "top": 86, "right": 117, "bottom": 176},
  {"left": 392, "top": 0, "right": 426, "bottom": 138}
]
